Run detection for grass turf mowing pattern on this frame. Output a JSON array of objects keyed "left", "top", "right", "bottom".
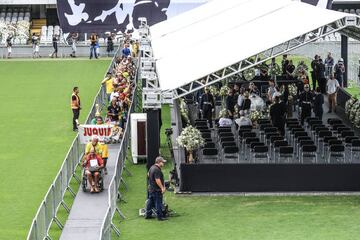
[
  {"left": 115, "top": 105, "right": 360, "bottom": 240},
  {"left": 0, "top": 59, "right": 110, "bottom": 240}
]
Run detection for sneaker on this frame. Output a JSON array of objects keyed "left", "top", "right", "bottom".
[
  {"left": 104, "top": 168, "right": 108, "bottom": 175},
  {"left": 158, "top": 217, "right": 168, "bottom": 221},
  {"left": 144, "top": 215, "right": 155, "bottom": 219}
]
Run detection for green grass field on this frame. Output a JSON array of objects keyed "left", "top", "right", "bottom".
[
  {"left": 114, "top": 105, "right": 360, "bottom": 240},
  {"left": 0, "top": 58, "right": 110, "bottom": 240}
]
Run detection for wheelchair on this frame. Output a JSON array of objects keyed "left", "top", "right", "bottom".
[{"left": 81, "top": 168, "right": 104, "bottom": 192}]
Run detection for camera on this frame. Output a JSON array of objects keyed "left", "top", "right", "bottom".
[{"left": 165, "top": 128, "right": 173, "bottom": 136}]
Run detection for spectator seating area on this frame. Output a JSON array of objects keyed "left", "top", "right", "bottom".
[
  {"left": 40, "top": 24, "right": 62, "bottom": 44},
  {"left": 196, "top": 117, "right": 360, "bottom": 164},
  {"left": 0, "top": 7, "right": 30, "bottom": 45}
]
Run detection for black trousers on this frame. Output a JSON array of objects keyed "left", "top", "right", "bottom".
[
  {"left": 72, "top": 109, "right": 80, "bottom": 130},
  {"left": 301, "top": 106, "right": 311, "bottom": 125},
  {"left": 202, "top": 106, "right": 213, "bottom": 128},
  {"left": 311, "top": 71, "right": 317, "bottom": 90}
]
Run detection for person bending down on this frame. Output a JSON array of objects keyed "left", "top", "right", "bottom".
[{"left": 83, "top": 148, "right": 104, "bottom": 193}]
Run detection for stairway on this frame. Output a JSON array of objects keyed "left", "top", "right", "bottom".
[{"left": 31, "top": 18, "right": 46, "bottom": 36}]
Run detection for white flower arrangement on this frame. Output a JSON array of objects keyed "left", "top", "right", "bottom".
[
  {"left": 179, "top": 98, "right": 190, "bottom": 124},
  {"left": 268, "top": 63, "right": 282, "bottom": 76},
  {"left": 288, "top": 84, "right": 298, "bottom": 96},
  {"left": 219, "top": 85, "right": 230, "bottom": 96},
  {"left": 349, "top": 100, "right": 360, "bottom": 123},
  {"left": 293, "top": 61, "right": 309, "bottom": 78},
  {"left": 345, "top": 97, "right": 357, "bottom": 118},
  {"left": 219, "top": 108, "right": 228, "bottom": 118},
  {"left": 176, "top": 125, "right": 205, "bottom": 151},
  {"left": 209, "top": 85, "right": 219, "bottom": 97},
  {"left": 250, "top": 110, "right": 262, "bottom": 123}
]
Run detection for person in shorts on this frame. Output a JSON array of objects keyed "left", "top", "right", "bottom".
[{"left": 83, "top": 148, "right": 104, "bottom": 192}]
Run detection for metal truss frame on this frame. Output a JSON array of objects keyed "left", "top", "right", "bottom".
[{"left": 157, "top": 16, "right": 360, "bottom": 100}]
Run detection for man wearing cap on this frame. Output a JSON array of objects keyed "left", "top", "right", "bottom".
[
  {"left": 299, "top": 84, "right": 313, "bottom": 125},
  {"left": 145, "top": 156, "right": 168, "bottom": 221},
  {"left": 334, "top": 58, "right": 345, "bottom": 88}
]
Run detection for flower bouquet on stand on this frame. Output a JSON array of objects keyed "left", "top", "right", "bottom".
[
  {"left": 219, "top": 85, "right": 230, "bottom": 108},
  {"left": 250, "top": 110, "right": 263, "bottom": 127},
  {"left": 345, "top": 97, "right": 358, "bottom": 119},
  {"left": 179, "top": 98, "right": 190, "bottom": 126},
  {"left": 176, "top": 125, "right": 205, "bottom": 164}
]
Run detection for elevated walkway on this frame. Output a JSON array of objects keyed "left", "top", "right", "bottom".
[{"left": 60, "top": 144, "right": 120, "bottom": 240}]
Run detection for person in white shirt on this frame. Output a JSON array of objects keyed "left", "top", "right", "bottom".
[
  {"left": 219, "top": 112, "right": 233, "bottom": 127},
  {"left": 235, "top": 110, "right": 252, "bottom": 128},
  {"left": 326, "top": 74, "right": 340, "bottom": 113},
  {"left": 237, "top": 88, "right": 244, "bottom": 109}
]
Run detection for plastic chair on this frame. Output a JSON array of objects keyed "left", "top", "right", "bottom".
[
  {"left": 223, "top": 146, "right": 239, "bottom": 163},
  {"left": 300, "top": 145, "right": 317, "bottom": 163},
  {"left": 201, "top": 148, "right": 218, "bottom": 164},
  {"left": 328, "top": 145, "right": 345, "bottom": 163},
  {"left": 350, "top": 140, "right": 360, "bottom": 163},
  {"left": 251, "top": 146, "right": 269, "bottom": 163},
  {"left": 278, "top": 146, "right": 294, "bottom": 163}
]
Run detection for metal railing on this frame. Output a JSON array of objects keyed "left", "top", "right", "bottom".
[
  {"left": 26, "top": 45, "right": 122, "bottom": 240},
  {"left": 99, "top": 56, "right": 140, "bottom": 239}
]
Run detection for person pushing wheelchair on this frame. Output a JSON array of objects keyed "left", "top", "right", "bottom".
[{"left": 83, "top": 148, "right": 104, "bottom": 193}]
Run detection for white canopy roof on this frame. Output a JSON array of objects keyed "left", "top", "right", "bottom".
[{"left": 150, "top": 0, "right": 351, "bottom": 91}]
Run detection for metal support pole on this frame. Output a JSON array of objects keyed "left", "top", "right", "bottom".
[
  {"left": 53, "top": 216, "right": 64, "bottom": 229},
  {"left": 116, "top": 207, "right": 126, "bottom": 219},
  {"left": 341, "top": 34, "right": 348, "bottom": 87},
  {"left": 61, "top": 201, "right": 70, "bottom": 213},
  {"left": 111, "top": 222, "right": 121, "bottom": 237}
]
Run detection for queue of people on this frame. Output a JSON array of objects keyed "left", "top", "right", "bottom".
[{"left": 79, "top": 42, "right": 136, "bottom": 193}]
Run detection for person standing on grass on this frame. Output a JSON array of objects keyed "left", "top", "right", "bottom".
[
  {"left": 71, "top": 87, "right": 81, "bottom": 131},
  {"left": 6, "top": 34, "right": 12, "bottom": 58},
  {"left": 70, "top": 32, "right": 78, "bottom": 58},
  {"left": 106, "top": 32, "right": 114, "bottom": 57},
  {"left": 145, "top": 156, "right": 168, "bottom": 221},
  {"left": 51, "top": 34, "right": 58, "bottom": 58},
  {"left": 89, "top": 32, "right": 98, "bottom": 59},
  {"left": 327, "top": 75, "right": 340, "bottom": 113}
]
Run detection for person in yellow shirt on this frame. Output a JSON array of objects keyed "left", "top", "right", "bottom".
[
  {"left": 85, "top": 135, "right": 102, "bottom": 156},
  {"left": 131, "top": 39, "right": 139, "bottom": 57},
  {"left": 101, "top": 72, "right": 114, "bottom": 101}
]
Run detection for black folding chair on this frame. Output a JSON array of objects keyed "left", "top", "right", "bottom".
[
  {"left": 223, "top": 146, "right": 239, "bottom": 163},
  {"left": 201, "top": 148, "right": 218, "bottom": 164},
  {"left": 300, "top": 145, "right": 317, "bottom": 163},
  {"left": 278, "top": 146, "right": 294, "bottom": 163},
  {"left": 251, "top": 146, "right": 269, "bottom": 163}
]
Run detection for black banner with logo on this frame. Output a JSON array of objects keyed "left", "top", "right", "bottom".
[{"left": 57, "top": 0, "right": 170, "bottom": 33}]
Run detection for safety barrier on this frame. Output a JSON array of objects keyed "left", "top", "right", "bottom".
[
  {"left": 26, "top": 47, "right": 122, "bottom": 240},
  {"left": 99, "top": 56, "right": 140, "bottom": 239}
]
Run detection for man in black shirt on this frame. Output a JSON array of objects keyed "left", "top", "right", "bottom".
[
  {"left": 226, "top": 89, "right": 235, "bottom": 118},
  {"left": 107, "top": 98, "right": 120, "bottom": 122},
  {"left": 200, "top": 88, "right": 215, "bottom": 128},
  {"left": 270, "top": 96, "right": 287, "bottom": 136},
  {"left": 299, "top": 84, "right": 313, "bottom": 125},
  {"left": 145, "top": 156, "right": 167, "bottom": 221}
]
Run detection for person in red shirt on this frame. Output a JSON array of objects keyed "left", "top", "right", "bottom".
[{"left": 83, "top": 148, "right": 104, "bottom": 192}]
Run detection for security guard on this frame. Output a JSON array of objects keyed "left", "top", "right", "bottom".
[
  {"left": 200, "top": 87, "right": 215, "bottom": 128},
  {"left": 298, "top": 84, "right": 313, "bottom": 125},
  {"left": 71, "top": 87, "right": 81, "bottom": 131}
]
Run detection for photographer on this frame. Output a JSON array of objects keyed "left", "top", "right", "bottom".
[
  {"left": 145, "top": 156, "right": 168, "bottom": 221},
  {"left": 334, "top": 58, "right": 345, "bottom": 88}
]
